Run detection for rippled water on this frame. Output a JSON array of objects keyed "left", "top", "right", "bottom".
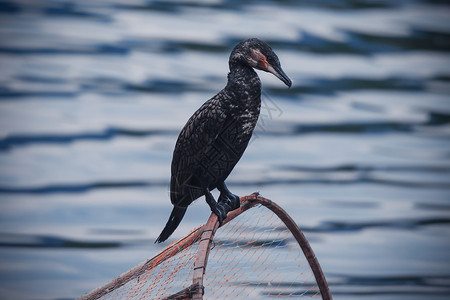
[{"left": 0, "top": 0, "right": 449, "bottom": 299}]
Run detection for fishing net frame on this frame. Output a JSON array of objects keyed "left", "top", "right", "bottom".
[{"left": 79, "top": 194, "right": 332, "bottom": 300}]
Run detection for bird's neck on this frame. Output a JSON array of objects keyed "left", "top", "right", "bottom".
[{"left": 225, "top": 63, "right": 261, "bottom": 101}]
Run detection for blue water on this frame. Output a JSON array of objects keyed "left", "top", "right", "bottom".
[{"left": 0, "top": 0, "right": 449, "bottom": 299}]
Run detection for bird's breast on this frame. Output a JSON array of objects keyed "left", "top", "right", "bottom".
[{"left": 239, "top": 106, "right": 260, "bottom": 136}]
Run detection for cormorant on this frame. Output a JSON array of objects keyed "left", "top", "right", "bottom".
[{"left": 156, "top": 38, "right": 291, "bottom": 243}]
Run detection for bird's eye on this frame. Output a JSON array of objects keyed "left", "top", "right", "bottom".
[{"left": 266, "top": 56, "right": 276, "bottom": 65}]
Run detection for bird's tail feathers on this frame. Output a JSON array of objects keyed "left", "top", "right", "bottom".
[{"left": 155, "top": 206, "right": 187, "bottom": 243}]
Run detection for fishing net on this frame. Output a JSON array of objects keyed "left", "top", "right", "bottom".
[{"left": 79, "top": 194, "right": 331, "bottom": 300}]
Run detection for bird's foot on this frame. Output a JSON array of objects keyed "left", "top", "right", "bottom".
[
  {"left": 204, "top": 186, "right": 240, "bottom": 227},
  {"left": 204, "top": 188, "right": 228, "bottom": 226},
  {"left": 210, "top": 202, "right": 227, "bottom": 226},
  {"left": 218, "top": 191, "right": 240, "bottom": 212}
]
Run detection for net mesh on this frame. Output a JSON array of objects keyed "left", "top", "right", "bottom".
[
  {"left": 81, "top": 196, "right": 328, "bottom": 300},
  {"left": 100, "top": 230, "right": 201, "bottom": 300},
  {"left": 203, "top": 204, "right": 319, "bottom": 299}
]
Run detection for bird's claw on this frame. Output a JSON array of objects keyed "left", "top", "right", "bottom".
[
  {"left": 211, "top": 202, "right": 227, "bottom": 226},
  {"left": 208, "top": 190, "right": 240, "bottom": 227},
  {"left": 230, "top": 194, "right": 240, "bottom": 210},
  {"left": 218, "top": 192, "right": 240, "bottom": 211}
]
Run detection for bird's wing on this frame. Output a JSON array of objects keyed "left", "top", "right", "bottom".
[{"left": 170, "top": 95, "right": 228, "bottom": 204}]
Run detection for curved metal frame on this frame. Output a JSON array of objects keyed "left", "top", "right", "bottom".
[{"left": 79, "top": 194, "right": 331, "bottom": 300}]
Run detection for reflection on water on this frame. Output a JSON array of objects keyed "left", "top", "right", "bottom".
[{"left": 0, "top": 0, "right": 449, "bottom": 299}]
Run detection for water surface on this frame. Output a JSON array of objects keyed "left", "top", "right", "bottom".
[{"left": 0, "top": 0, "right": 449, "bottom": 299}]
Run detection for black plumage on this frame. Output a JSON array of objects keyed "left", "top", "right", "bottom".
[{"left": 156, "top": 38, "right": 291, "bottom": 243}]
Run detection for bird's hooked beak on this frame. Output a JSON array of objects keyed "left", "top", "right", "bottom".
[
  {"left": 267, "top": 64, "right": 292, "bottom": 88},
  {"left": 251, "top": 49, "right": 292, "bottom": 88}
]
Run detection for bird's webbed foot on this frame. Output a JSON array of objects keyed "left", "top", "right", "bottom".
[
  {"left": 204, "top": 188, "right": 227, "bottom": 226},
  {"left": 218, "top": 182, "right": 240, "bottom": 212}
]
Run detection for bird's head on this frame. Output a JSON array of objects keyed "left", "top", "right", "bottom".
[{"left": 229, "top": 38, "right": 292, "bottom": 88}]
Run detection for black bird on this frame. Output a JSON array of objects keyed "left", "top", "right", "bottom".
[{"left": 156, "top": 38, "right": 291, "bottom": 243}]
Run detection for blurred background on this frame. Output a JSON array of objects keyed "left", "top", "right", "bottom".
[{"left": 0, "top": 0, "right": 449, "bottom": 299}]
